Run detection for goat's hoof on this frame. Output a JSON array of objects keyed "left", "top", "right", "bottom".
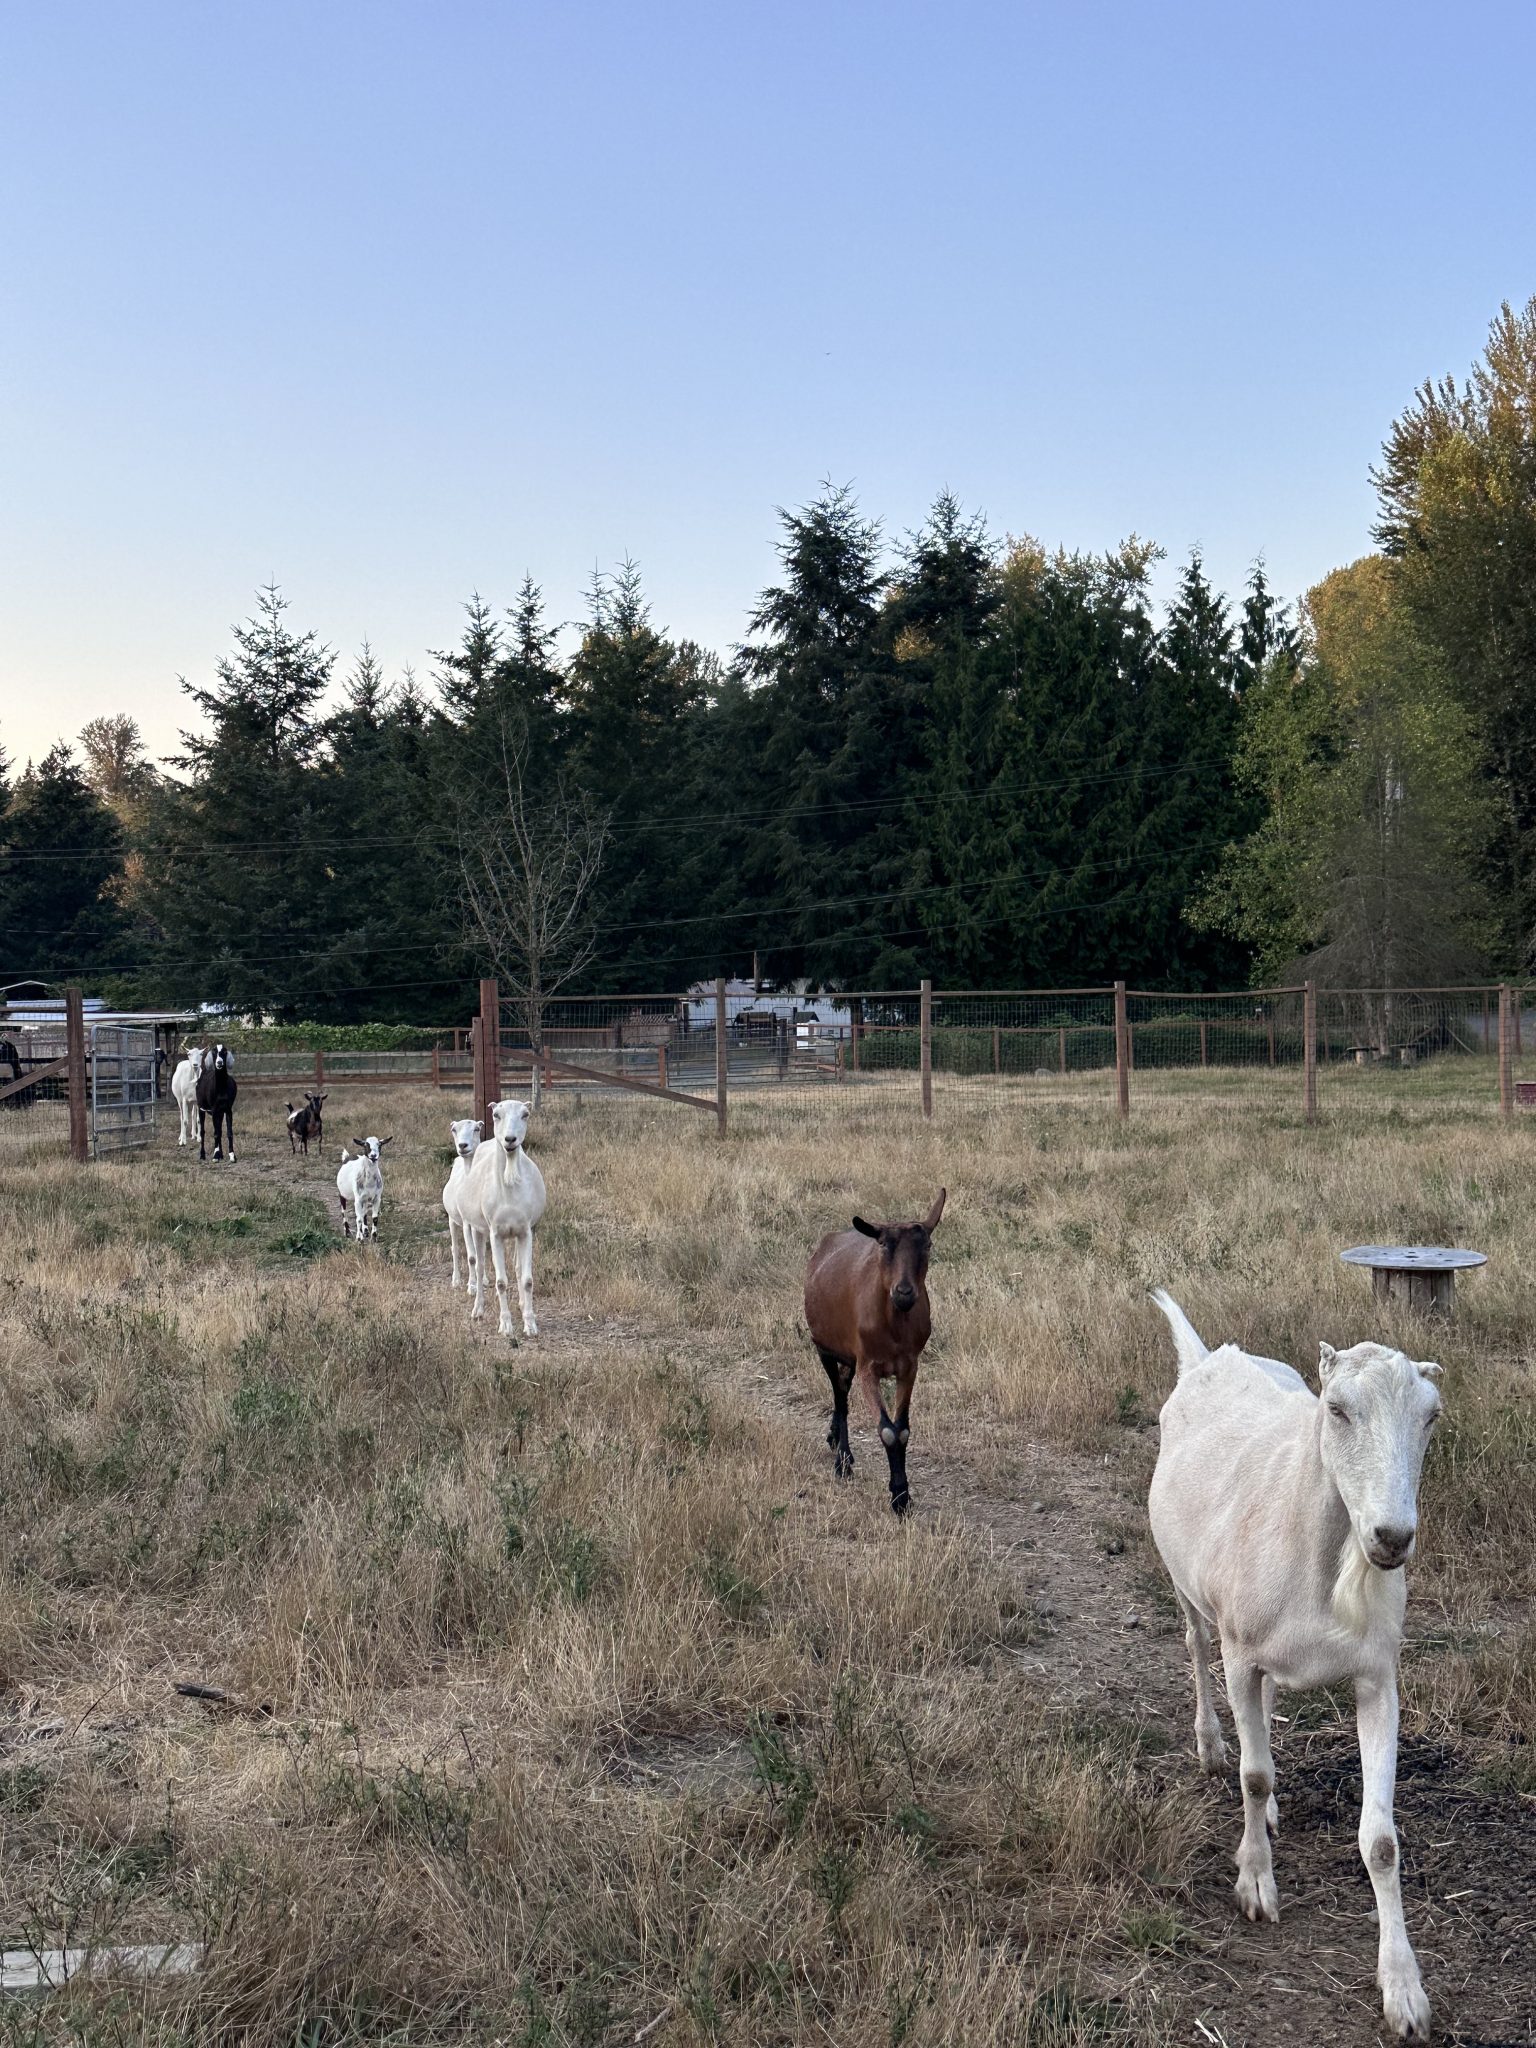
[
  {"left": 890, "top": 1490, "right": 911, "bottom": 1517},
  {"left": 1380, "top": 1970, "right": 1429, "bottom": 2043},
  {"left": 1197, "top": 1737, "right": 1228, "bottom": 1775},
  {"left": 833, "top": 1451, "right": 853, "bottom": 1478},
  {"left": 1234, "top": 1868, "right": 1279, "bottom": 1924}
]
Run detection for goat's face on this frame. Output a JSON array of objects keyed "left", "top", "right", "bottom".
[
  {"left": 491, "top": 1098, "right": 531, "bottom": 1156},
  {"left": 450, "top": 1117, "right": 482, "bottom": 1159},
  {"left": 212, "top": 1044, "right": 230, "bottom": 1073},
  {"left": 355, "top": 1135, "right": 390, "bottom": 1165},
  {"left": 851, "top": 1189, "right": 945, "bottom": 1316},
  {"left": 1318, "top": 1342, "right": 1443, "bottom": 1569}
]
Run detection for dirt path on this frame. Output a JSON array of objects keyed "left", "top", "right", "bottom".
[
  {"left": 222, "top": 1138, "right": 1536, "bottom": 2047},
  {"left": 743, "top": 1351, "right": 1536, "bottom": 2048}
]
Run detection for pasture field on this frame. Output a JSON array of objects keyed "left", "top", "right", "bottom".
[{"left": 1, "top": 1083, "right": 1534, "bottom": 2046}]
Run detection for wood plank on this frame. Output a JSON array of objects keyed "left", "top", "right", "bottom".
[
  {"left": 0, "top": 1056, "right": 69, "bottom": 1105},
  {"left": 543, "top": 1057, "right": 716, "bottom": 1113},
  {"left": 3, "top": 1942, "right": 202, "bottom": 1994}
]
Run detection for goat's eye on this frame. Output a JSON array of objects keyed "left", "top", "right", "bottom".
[
  {"left": 1328, "top": 1403, "right": 1350, "bottom": 1424},
  {"left": 1425, "top": 1412, "right": 1440, "bottom": 1431}
]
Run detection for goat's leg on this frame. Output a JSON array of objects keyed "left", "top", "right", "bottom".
[
  {"left": 1228, "top": 1660, "right": 1279, "bottom": 1923},
  {"left": 469, "top": 1227, "right": 488, "bottom": 1318},
  {"left": 1357, "top": 1673, "right": 1428, "bottom": 2042},
  {"left": 198, "top": 1109, "right": 207, "bottom": 1162},
  {"left": 816, "top": 1347, "right": 854, "bottom": 1477},
  {"left": 1174, "top": 1589, "right": 1227, "bottom": 1774},
  {"left": 1262, "top": 1673, "right": 1279, "bottom": 1834},
  {"left": 448, "top": 1216, "right": 463, "bottom": 1289},
  {"left": 514, "top": 1227, "right": 537, "bottom": 1336},
  {"left": 876, "top": 1359, "right": 917, "bottom": 1516},
  {"left": 225, "top": 1107, "right": 236, "bottom": 1163},
  {"left": 488, "top": 1229, "right": 517, "bottom": 1337}
]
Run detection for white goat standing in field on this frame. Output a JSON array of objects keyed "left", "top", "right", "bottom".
[
  {"left": 170, "top": 1047, "right": 204, "bottom": 1147},
  {"left": 460, "top": 1098, "right": 545, "bottom": 1337},
  {"left": 441, "top": 1116, "right": 483, "bottom": 1290},
  {"left": 337, "top": 1135, "right": 391, "bottom": 1243},
  {"left": 1147, "top": 1290, "right": 1443, "bottom": 2043}
]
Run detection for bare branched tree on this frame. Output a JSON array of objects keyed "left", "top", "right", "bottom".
[{"left": 456, "top": 720, "right": 610, "bottom": 1105}]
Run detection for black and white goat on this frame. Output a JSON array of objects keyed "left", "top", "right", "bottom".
[{"left": 196, "top": 1045, "right": 237, "bottom": 1162}]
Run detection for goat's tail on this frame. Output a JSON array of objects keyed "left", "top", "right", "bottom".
[{"left": 1149, "top": 1289, "right": 1209, "bottom": 1377}]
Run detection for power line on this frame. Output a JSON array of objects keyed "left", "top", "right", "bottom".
[
  {"left": 0, "top": 756, "right": 1225, "bottom": 862},
  {"left": 2, "top": 830, "right": 1245, "bottom": 980}
]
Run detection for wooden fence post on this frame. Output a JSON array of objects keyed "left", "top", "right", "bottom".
[
  {"left": 471, "top": 1018, "right": 486, "bottom": 1131},
  {"left": 314, "top": 1049, "right": 325, "bottom": 1091},
  {"left": 1114, "top": 981, "right": 1129, "bottom": 1119},
  {"left": 1266, "top": 1012, "right": 1277, "bottom": 1067},
  {"left": 1303, "top": 980, "right": 1318, "bottom": 1125},
  {"left": 1499, "top": 983, "right": 1513, "bottom": 1120},
  {"left": 715, "top": 976, "right": 728, "bottom": 1136},
  {"left": 1199, "top": 1019, "right": 1208, "bottom": 1068},
  {"left": 431, "top": 1045, "right": 441, "bottom": 1088},
  {"left": 1058, "top": 1025, "right": 1067, "bottom": 1076},
  {"left": 1518, "top": 988, "right": 1525, "bottom": 1060},
  {"left": 919, "top": 980, "right": 933, "bottom": 1120},
  {"left": 657, "top": 1045, "right": 668, "bottom": 1091},
  {"left": 992, "top": 1025, "right": 1000, "bottom": 1074},
  {"left": 66, "top": 985, "right": 89, "bottom": 1163},
  {"left": 478, "top": 977, "right": 500, "bottom": 1118},
  {"left": 850, "top": 997, "right": 863, "bottom": 1072}
]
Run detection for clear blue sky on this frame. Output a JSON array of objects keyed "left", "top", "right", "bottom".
[{"left": 4, "top": 0, "right": 1534, "bottom": 769}]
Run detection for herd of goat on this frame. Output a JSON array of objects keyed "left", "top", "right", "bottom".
[{"left": 163, "top": 1043, "right": 1445, "bottom": 2040}]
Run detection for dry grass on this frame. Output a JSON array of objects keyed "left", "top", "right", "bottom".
[{"left": 1, "top": 1077, "right": 1533, "bottom": 2042}]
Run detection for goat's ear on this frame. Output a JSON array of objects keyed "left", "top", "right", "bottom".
[
  {"left": 924, "top": 1188, "right": 947, "bottom": 1232},
  {"left": 380, "top": 1136, "right": 394, "bottom": 1147},
  {"left": 1416, "top": 1359, "right": 1444, "bottom": 1382},
  {"left": 851, "top": 1216, "right": 880, "bottom": 1239},
  {"left": 1318, "top": 1341, "right": 1339, "bottom": 1383}
]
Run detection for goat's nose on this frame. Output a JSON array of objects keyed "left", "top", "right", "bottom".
[
  {"left": 1372, "top": 1523, "right": 1416, "bottom": 1560},
  {"left": 892, "top": 1285, "right": 916, "bottom": 1311}
]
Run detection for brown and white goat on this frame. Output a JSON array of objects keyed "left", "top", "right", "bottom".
[
  {"left": 285, "top": 1091, "right": 327, "bottom": 1155},
  {"left": 803, "top": 1190, "right": 945, "bottom": 1515}
]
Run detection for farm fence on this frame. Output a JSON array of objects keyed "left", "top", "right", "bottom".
[{"left": 457, "top": 979, "right": 1536, "bottom": 1132}]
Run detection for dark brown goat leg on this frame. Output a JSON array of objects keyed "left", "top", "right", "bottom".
[
  {"left": 817, "top": 1347, "right": 855, "bottom": 1477},
  {"left": 878, "top": 1360, "right": 918, "bottom": 1514}
]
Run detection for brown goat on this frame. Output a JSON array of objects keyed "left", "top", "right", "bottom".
[{"left": 802, "top": 1189, "right": 945, "bottom": 1514}]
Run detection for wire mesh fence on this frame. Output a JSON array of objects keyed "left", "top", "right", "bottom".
[{"left": 481, "top": 982, "right": 1534, "bottom": 1126}]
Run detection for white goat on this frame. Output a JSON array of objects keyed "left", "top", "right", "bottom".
[
  {"left": 441, "top": 1117, "right": 483, "bottom": 1290},
  {"left": 1148, "top": 1290, "right": 1442, "bottom": 2043},
  {"left": 336, "top": 1135, "right": 391, "bottom": 1243},
  {"left": 459, "top": 1098, "right": 545, "bottom": 1337},
  {"left": 170, "top": 1048, "right": 204, "bottom": 1147}
]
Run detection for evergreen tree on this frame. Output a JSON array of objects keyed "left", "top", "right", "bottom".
[
  {"left": 137, "top": 586, "right": 343, "bottom": 1017},
  {"left": 733, "top": 484, "right": 900, "bottom": 982},
  {"left": 0, "top": 744, "right": 130, "bottom": 984},
  {"left": 1135, "top": 552, "right": 1251, "bottom": 984},
  {"left": 565, "top": 561, "right": 712, "bottom": 986},
  {"left": 323, "top": 645, "right": 465, "bottom": 1020}
]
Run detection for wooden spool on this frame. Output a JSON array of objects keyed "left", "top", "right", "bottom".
[{"left": 1340, "top": 1245, "right": 1486, "bottom": 1317}]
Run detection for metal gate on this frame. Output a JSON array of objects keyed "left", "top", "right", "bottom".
[{"left": 90, "top": 1024, "right": 157, "bottom": 1157}]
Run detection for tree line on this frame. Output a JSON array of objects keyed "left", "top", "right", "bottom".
[{"left": 3, "top": 298, "right": 1534, "bottom": 1021}]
